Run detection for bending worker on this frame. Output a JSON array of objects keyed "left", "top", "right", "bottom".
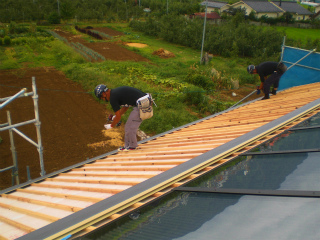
[
  {"left": 247, "top": 61, "right": 287, "bottom": 100},
  {"left": 94, "top": 84, "right": 154, "bottom": 151}
]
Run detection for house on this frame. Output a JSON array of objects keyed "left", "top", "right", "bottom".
[
  {"left": 273, "top": 1, "right": 313, "bottom": 20},
  {"left": 228, "top": 0, "right": 284, "bottom": 18},
  {"left": 192, "top": 12, "right": 221, "bottom": 20},
  {"left": 300, "top": 0, "right": 320, "bottom": 19},
  {"left": 190, "top": 12, "right": 221, "bottom": 24},
  {"left": 221, "top": 0, "right": 313, "bottom": 20},
  {"left": 200, "top": 1, "right": 228, "bottom": 14}
]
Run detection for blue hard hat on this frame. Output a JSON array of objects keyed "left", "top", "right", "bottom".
[
  {"left": 94, "top": 84, "right": 108, "bottom": 99},
  {"left": 247, "top": 65, "right": 255, "bottom": 74}
]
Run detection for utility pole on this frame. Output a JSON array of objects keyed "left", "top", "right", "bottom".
[
  {"left": 200, "top": 0, "right": 208, "bottom": 64},
  {"left": 167, "top": 0, "right": 169, "bottom": 14},
  {"left": 57, "top": 0, "right": 60, "bottom": 16}
]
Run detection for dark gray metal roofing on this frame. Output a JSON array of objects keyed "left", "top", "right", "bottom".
[
  {"left": 273, "top": 1, "right": 313, "bottom": 15},
  {"left": 243, "top": 0, "right": 283, "bottom": 13},
  {"left": 201, "top": 1, "right": 228, "bottom": 9}
]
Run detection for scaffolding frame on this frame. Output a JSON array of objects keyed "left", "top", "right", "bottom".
[{"left": 0, "top": 77, "right": 45, "bottom": 186}]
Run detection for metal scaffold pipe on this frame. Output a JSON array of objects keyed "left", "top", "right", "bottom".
[
  {"left": 0, "top": 88, "right": 27, "bottom": 109},
  {"left": 32, "top": 76, "right": 46, "bottom": 176},
  {"left": 0, "top": 77, "right": 46, "bottom": 187}
]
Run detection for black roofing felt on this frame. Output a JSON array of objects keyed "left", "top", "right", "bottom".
[
  {"left": 243, "top": 0, "right": 283, "bottom": 13},
  {"left": 273, "top": 1, "right": 313, "bottom": 15}
]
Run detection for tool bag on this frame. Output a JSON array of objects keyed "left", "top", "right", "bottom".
[{"left": 137, "top": 93, "right": 154, "bottom": 120}]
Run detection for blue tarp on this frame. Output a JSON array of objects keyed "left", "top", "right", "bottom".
[{"left": 278, "top": 46, "right": 320, "bottom": 91}]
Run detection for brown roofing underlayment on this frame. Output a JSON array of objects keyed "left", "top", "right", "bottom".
[{"left": 1, "top": 82, "right": 320, "bottom": 240}]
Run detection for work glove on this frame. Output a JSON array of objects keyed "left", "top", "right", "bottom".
[
  {"left": 108, "top": 114, "right": 116, "bottom": 122},
  {"left": 104, "top": 124, "right": 113, "bottom": 130},
  {"left": 256, "top": 86, "right": 261, "bottom": 95}
]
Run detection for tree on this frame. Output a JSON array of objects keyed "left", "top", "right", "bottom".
[
  {"left": 60, "top": 0, "right": 75, "bottom": 20},
  {"left": 48, "top": 11, "right": 61, "bottom": 24}
]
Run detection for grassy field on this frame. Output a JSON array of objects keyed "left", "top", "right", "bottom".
[{"left": 276, "top": 26, "right": 320, "bottom": 43}]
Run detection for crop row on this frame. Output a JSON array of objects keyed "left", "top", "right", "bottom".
[
  {"left": 75, "top": 26, "right": 103, "bottom": 40},
  {"left": 71, "top": 42, "right": 106, "bottom": 61}
]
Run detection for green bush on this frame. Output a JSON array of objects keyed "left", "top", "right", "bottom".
[
  {"left": 182, "top": 86, "right": 206, "bottom": 105},
  {"left": 0, "top": 29, "right": 5, "bottom": 38},
  {"left": 48, "top": 12, "right": 61, "bottom": 24},
  {"left": 185, "top": 72, "right": 215, "bottom": 90},
  {"left": 3, "top": 36, "right": 11, "bottom": 45}
]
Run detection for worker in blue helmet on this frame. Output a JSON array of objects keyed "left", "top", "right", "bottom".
[
  {"left": 247, "top": 62, "right": 287, "bottom": 100},
  {"left": 94, "top": 84, "right": 154, "bottom": 151}
]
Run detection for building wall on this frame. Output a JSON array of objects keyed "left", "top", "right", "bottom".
[{"left": 256, "top": 12, "right": 281, "bottom": 18}]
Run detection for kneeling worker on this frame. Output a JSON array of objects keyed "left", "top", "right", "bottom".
[
  {"left": 94, "top": 84, "right": 154, "bottom": 151},
  {"left": 247, "top": 61, "right": 287, "bottom": 100}
]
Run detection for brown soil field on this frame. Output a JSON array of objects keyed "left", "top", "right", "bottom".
[{"left": 0, "top": 67, "right": 126, "bottom": 190}]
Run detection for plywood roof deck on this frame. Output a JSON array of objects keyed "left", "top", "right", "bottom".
[{"left": 1, "top": 82, "right": 320, "bottom": 240}]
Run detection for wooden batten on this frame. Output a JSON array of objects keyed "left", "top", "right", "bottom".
[
  {"left": 16, "top": 188, "right": 103, "bottom": 203},
  {"left": 0, "top": 215, "right": 35, "bottom": 233}
]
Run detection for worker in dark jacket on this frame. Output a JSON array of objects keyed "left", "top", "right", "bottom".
[
  {"left": 94, "top": 84, "right": 152, "bottom": 151},
  {"left": 247, "top": 61, "right": 287, "bottom": 100}
]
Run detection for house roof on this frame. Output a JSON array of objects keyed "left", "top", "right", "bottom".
[
  {"left": 1, "top": 82, "right": 320, "bottom": 240},
  {"left": 242, "top": 0, "right": 284, "bottom": 13},
  {"left": 272, "top": 1, "right": 313, "bottom": 15},
  {"left": 193, "top": 12, "right": 221, "bottom": 19},
  {"left": 201, "top": 1, "right": 228, "bottom": 9}
]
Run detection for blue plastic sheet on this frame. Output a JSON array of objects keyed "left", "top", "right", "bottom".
[{"left": 278, "top": 46, "right": 320, "bottom": 90}]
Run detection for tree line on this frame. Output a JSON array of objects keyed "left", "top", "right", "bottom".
[{"left": 0, "top": 0, "right": 201, "bottom": 23}]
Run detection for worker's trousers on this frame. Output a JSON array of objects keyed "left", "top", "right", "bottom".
[
  {"left": 263, "top": 72, "right": 282, "bottom": 98},
  {"left": 124, "top": 107, "right": 142, "bottom": 148}
]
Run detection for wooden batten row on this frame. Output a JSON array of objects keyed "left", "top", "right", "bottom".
[
  {"left": 0, "top": 203, "right": 59, "bottom": 222},
  {"left": 61, "top": 171, "right": 161, "bottom": 178},
  {"left": 0, "top": 215, "right": 35, "bottom": 233},
  {"left": 47, "top": 177, "right": 141, "bottom": 186},
  {"left": 93, "top": 159, "right": 188, "bottom": 165},
  {"left": 1, "top": 194, "right": 83, "bottom": 213},
  {"left": 16, "top": 188, "right": 103, "bottom": 203}
]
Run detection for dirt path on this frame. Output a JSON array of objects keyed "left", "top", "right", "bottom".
[{"left": 0, "top": 67, "right": 124, "bottom": 189}]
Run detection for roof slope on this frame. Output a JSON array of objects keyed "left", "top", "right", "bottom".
[
  {"left": 273, "top": 1, "right": 313, "bottom": 15},
  {"left": 242, "top": 0, "right": 283, "bottom": 13},
  {"left": 1, "top": 82, "right": 320, "bottom": 240},
  {"left": 201, "top": 1, "right": 228, "bottom": 8}
]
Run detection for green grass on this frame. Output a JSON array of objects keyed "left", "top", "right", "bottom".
[{"left": 275, "top": 26, "right": 320, "bottom": 43}]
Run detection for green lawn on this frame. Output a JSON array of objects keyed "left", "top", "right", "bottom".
[{"left": 276, "top": 26, "right": 320, "bottom": 43}]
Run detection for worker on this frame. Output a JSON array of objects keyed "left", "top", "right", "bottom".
[
  {"left": 247, "top": 61, "right": 287, "bottom": 100},
  {"left": 94, "top": 84, "right": 154, "bottom": 151}
]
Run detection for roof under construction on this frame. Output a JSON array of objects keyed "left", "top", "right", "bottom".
[{"left": 1, "top": 82, "right": 320, "bottom": 240}]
